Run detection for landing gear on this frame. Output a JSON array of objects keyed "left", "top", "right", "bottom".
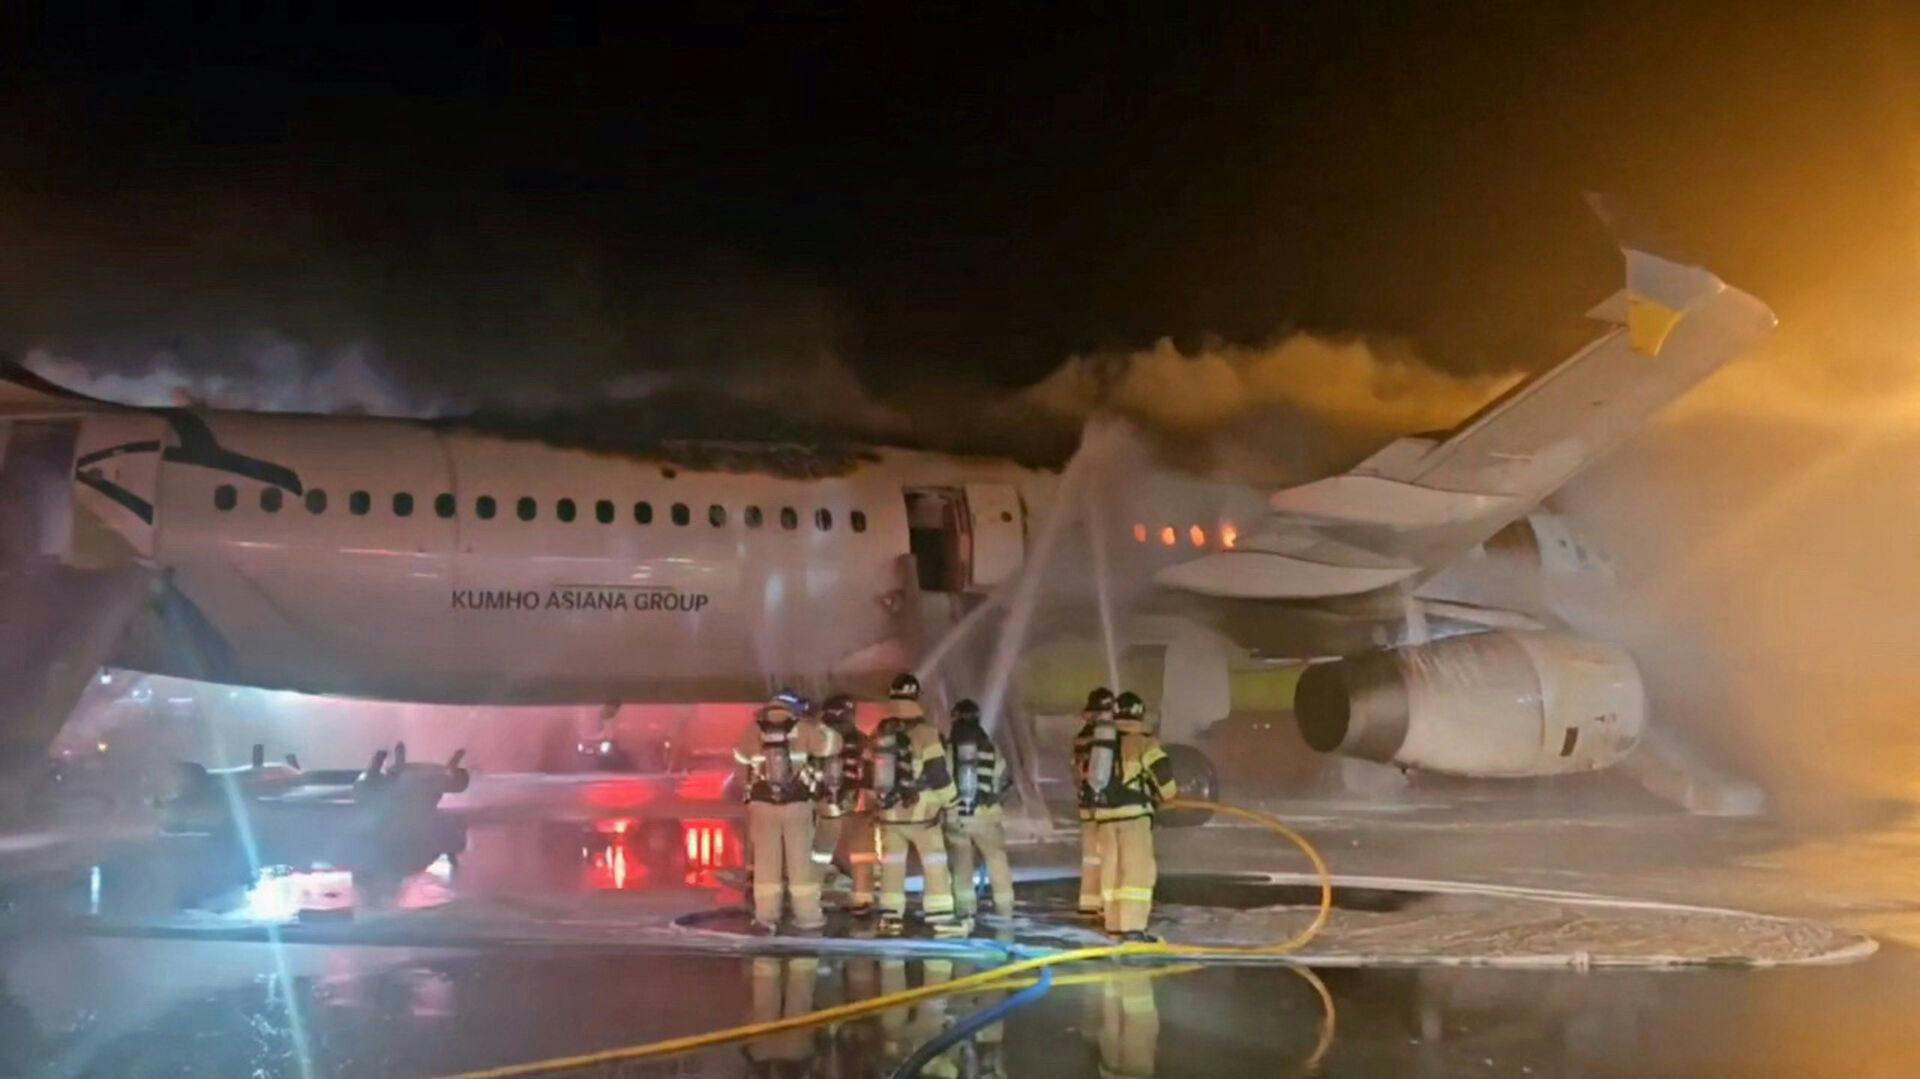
[{"left": 1158, "top": 743, "right": 1219, "bottom": 827}]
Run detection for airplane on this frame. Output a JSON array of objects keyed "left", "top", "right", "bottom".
[
  {"left": 161, "top": 740, "right": 470, "bottom": 833},
  {"left": 0, "top": 213, "right": 1777, "bottom": 816}
]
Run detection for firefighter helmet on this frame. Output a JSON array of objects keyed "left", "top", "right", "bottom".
[
  {"left": 1085, "top": 687, "right": 1115, "bottom": 713},
  {"left": 1114, "top": 691, "right": 1146, "bottom": 720},
  {"left": 951, "top": 698, "right": 982, "bottom": 725},
  {"left": 889, "top": 673, "right": 922, "bottom": 701},
  {"left": 822, "top": 693, "right": 856, "bottom": 724},
  {"left": 773, "top": 687, "right": 811, "bottom": 715}
]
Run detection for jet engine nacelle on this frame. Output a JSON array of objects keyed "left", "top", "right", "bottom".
[{"left": 1293, "top": 631, "right": 1644, "bottom": 777}]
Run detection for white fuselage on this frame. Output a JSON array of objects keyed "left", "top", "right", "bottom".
[{"left": 88, "top": 410, "right": 1064, "bottom": 704}]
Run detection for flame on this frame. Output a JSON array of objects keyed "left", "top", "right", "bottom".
[
  {"left": 1189, "top": 525, "right": 1206, "bottom": 547},
  {"left": 1220, "top": 522, "right": 1238, "bottom": 549},
  {"left": 1159, "top": 526, "right": 1177, "bottom": 547}
]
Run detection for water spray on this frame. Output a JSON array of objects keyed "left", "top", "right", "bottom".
[{"left": 1084, "top": 483, "right": 1123, "bottom": 690}]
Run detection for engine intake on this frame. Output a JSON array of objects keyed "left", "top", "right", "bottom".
[{"left": 1295, "top": 631, "right": 1644, "bottom": 777}]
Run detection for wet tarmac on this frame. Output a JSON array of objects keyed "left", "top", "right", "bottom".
[
  {"left": 3, "top": 772, "right": 1917, "bottom": 1076},
  {"left": 8, "top": 935, "right": 1920, "bottom": 1076}
]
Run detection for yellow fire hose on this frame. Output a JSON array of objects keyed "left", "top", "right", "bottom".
[{"left": 443, "top": 798, "right": 1333, "bottom": 1078}]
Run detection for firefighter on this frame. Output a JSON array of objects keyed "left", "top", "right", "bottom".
[
  {"left": 811, "top": 693, "right": 878, "bottom": 916},
  {"left": 1087, "top": 690, "right": 1177, "bottom": 940},
  {"left": 879, "top": 958, "right": 959, "bottom": 1078},
  {"left": 1072, "top": 686, "right": 1115, "bottom": 923},
  {"left": 942, "top": 698, "right": 1015, "bottom": 919},
  {"left": 868, "top": 672, "right": 965, "bottom": 936},
  {"left": 1095, "top": 972, "right": 1162, "bottom": 1078},
  {"left": 735, "top": 693, "right": 832, "bottom": 932},
  {"left": 742, "top": 956, "right": 821, "bottom": 1076}
]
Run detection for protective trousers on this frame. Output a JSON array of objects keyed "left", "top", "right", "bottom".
[
  {"left": 944, "top": 812, "right": 1014, "bottom": 916},
  {"left": 1095, "top": 816, "right": 1156, "bottom": 933},
  {"left": 1078, "top": 818, "right": 1103, "bottom": 916},
  {"left": 877, "top": 818, "right": 956, "bottom": 923},
  {"left": 748, "top": 800, "right": 824, "bottom": 928},
  {"left": 1097, "top": 973, "right": 1161, "bottom": 1079},
  {"left": 744, "top": 956, "right": 818, "bottom": 1069},
  {"left": 814, "top": 811, "right": 877, "bottom": 908}
]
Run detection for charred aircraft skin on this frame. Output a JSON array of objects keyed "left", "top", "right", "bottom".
[
  {"left": 0, "top": 223, "right": 1779, "bottom": 786},
  {"left": 58, "top": 405, "right": 1058, "bottom": 704}
]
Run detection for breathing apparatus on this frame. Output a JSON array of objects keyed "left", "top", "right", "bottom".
[
  {"left": 948, "top": 698, "right": 994, "bottom": 816},
  {"left": 869, "top": 715, "right": 915, "bottom": 809},
  {"left": 1082, "top": 691, "right": 1120, "bottom": 807},
  {"left": 818, "top": 693, "right": 860, "bottom": 804},
  {"left": 868, "top": 674, "right": 925, "bottom": 808},
  {"left": 754, "top": 700, "right": 800, "bottom": 797}
]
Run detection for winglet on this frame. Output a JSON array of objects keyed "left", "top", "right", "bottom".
[{"left": 1584, "top": 193, "right": 1731, "bottom": 356}]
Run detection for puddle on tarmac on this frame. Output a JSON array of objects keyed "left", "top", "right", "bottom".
[
  {"left": 2, "top": 812, "right": 753, "bottom": 927},
  {"left": 10, "top": 936, "right": 1920, "bottom": 1078}
]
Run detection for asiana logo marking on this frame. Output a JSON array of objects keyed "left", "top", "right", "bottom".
[{"left": 451, "top": 588, "right": 711, "bottom": 613}]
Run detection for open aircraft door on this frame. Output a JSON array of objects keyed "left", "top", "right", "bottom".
[
  {"left": 0, "top": 397, "right": 160, "bottom": 802},
  {"left": 903, "top": 484, "right": 1027, "bottom": 595},
  {"left": 962, "top": 482, "right": 1024, "bottom": 590}
]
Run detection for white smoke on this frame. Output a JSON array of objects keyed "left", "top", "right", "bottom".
[
  {"left": 23, "top": 335, "right": 455, "bottom": 417},
  {"left": 1019, "top": 332, "right": 1515, "bottom": 482},
  {"left": 1553, "top": 335, "right": 1920, "bottom": 823}
]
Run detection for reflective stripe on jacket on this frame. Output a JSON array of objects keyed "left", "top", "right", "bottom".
[
  {"left": 877, "top": 717, "right": 955, "bottom": 824},
  {"left": 1089, "top": 721, "right": 1178, "bottom": 822}
]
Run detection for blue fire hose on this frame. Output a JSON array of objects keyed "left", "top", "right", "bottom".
[{"left": 888, "top": 960, "right": 1055, "bottom": 1079}]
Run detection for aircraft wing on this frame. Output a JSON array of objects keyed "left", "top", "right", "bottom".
[{"left": 1156, "top": 222, "right": 1777, "bottom": 600}]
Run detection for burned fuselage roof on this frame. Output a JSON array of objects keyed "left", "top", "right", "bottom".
[{"left": 427, "top": 388, "right": 1073, "bottom": 479}]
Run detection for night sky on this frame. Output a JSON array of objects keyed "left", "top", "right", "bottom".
[{"left": 1, "top": 4, "right": 1914, "bottom": 411}]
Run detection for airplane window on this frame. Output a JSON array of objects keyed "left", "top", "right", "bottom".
[
  {"left": 436, "top": 493, "right": 456, "bottom": 519},
  {"left": 851, "top": 510, "right": 867, "bottom": 533},
  {"left": 517, "top": 496, "right": 537, "bottom": 522},
  {"left": 815, "top": 508, "right": 833, "bottom": 531},
  {"left": 634, "top": 501, "right": 653, "bottom": 525},
  {"left": 780, "top": 506, "right": 798, "bottom": 530},
  {"left": 214, "top": 485, "right": 236, "bottom": 511},
  {"left": 596, "top": 499, "right": 614, "bottom": 524},
  {"left": 350, "top": 491, "right": 370, "bottom": 516},
  {"left": 745, "top": 506, "right": 763, "bottom": 529},
  {"left": 261, "top": 488, "right": 283, "bottom": 513},
  {"left": 393, "top": 492, "right": 414, "bottom": 517},
  {"left": 709, "top": 504, "right": 726, "bottom": 527},
  {"left": 477, "top": 495, "right": 497, "bottom": 520},
  {"left": 306, "top": 489, "right": 328, "bottom": 515},
  {"left": 671, "top": 502, "right": 690, "bottom": 526},
  {"left": 558, "top": 498, "right": 577, "bottom": 523}
]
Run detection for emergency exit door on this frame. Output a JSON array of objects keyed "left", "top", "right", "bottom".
[
  {"left": 903, "top": 485, "right": 1026, "bottom": 594},
  {"left": 0, "top": 421, "right": 78, "bottom": 560}
]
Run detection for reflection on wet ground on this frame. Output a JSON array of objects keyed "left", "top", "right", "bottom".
[
  {"left": 8, "top": 935, "right": 1920, "bottom": 1077},
  {"left": 6, "top": 775, "right": 1920, "bottom": 1075},
  {"left": 0, "top": 812, "right": 752, "bottom": 928}
]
